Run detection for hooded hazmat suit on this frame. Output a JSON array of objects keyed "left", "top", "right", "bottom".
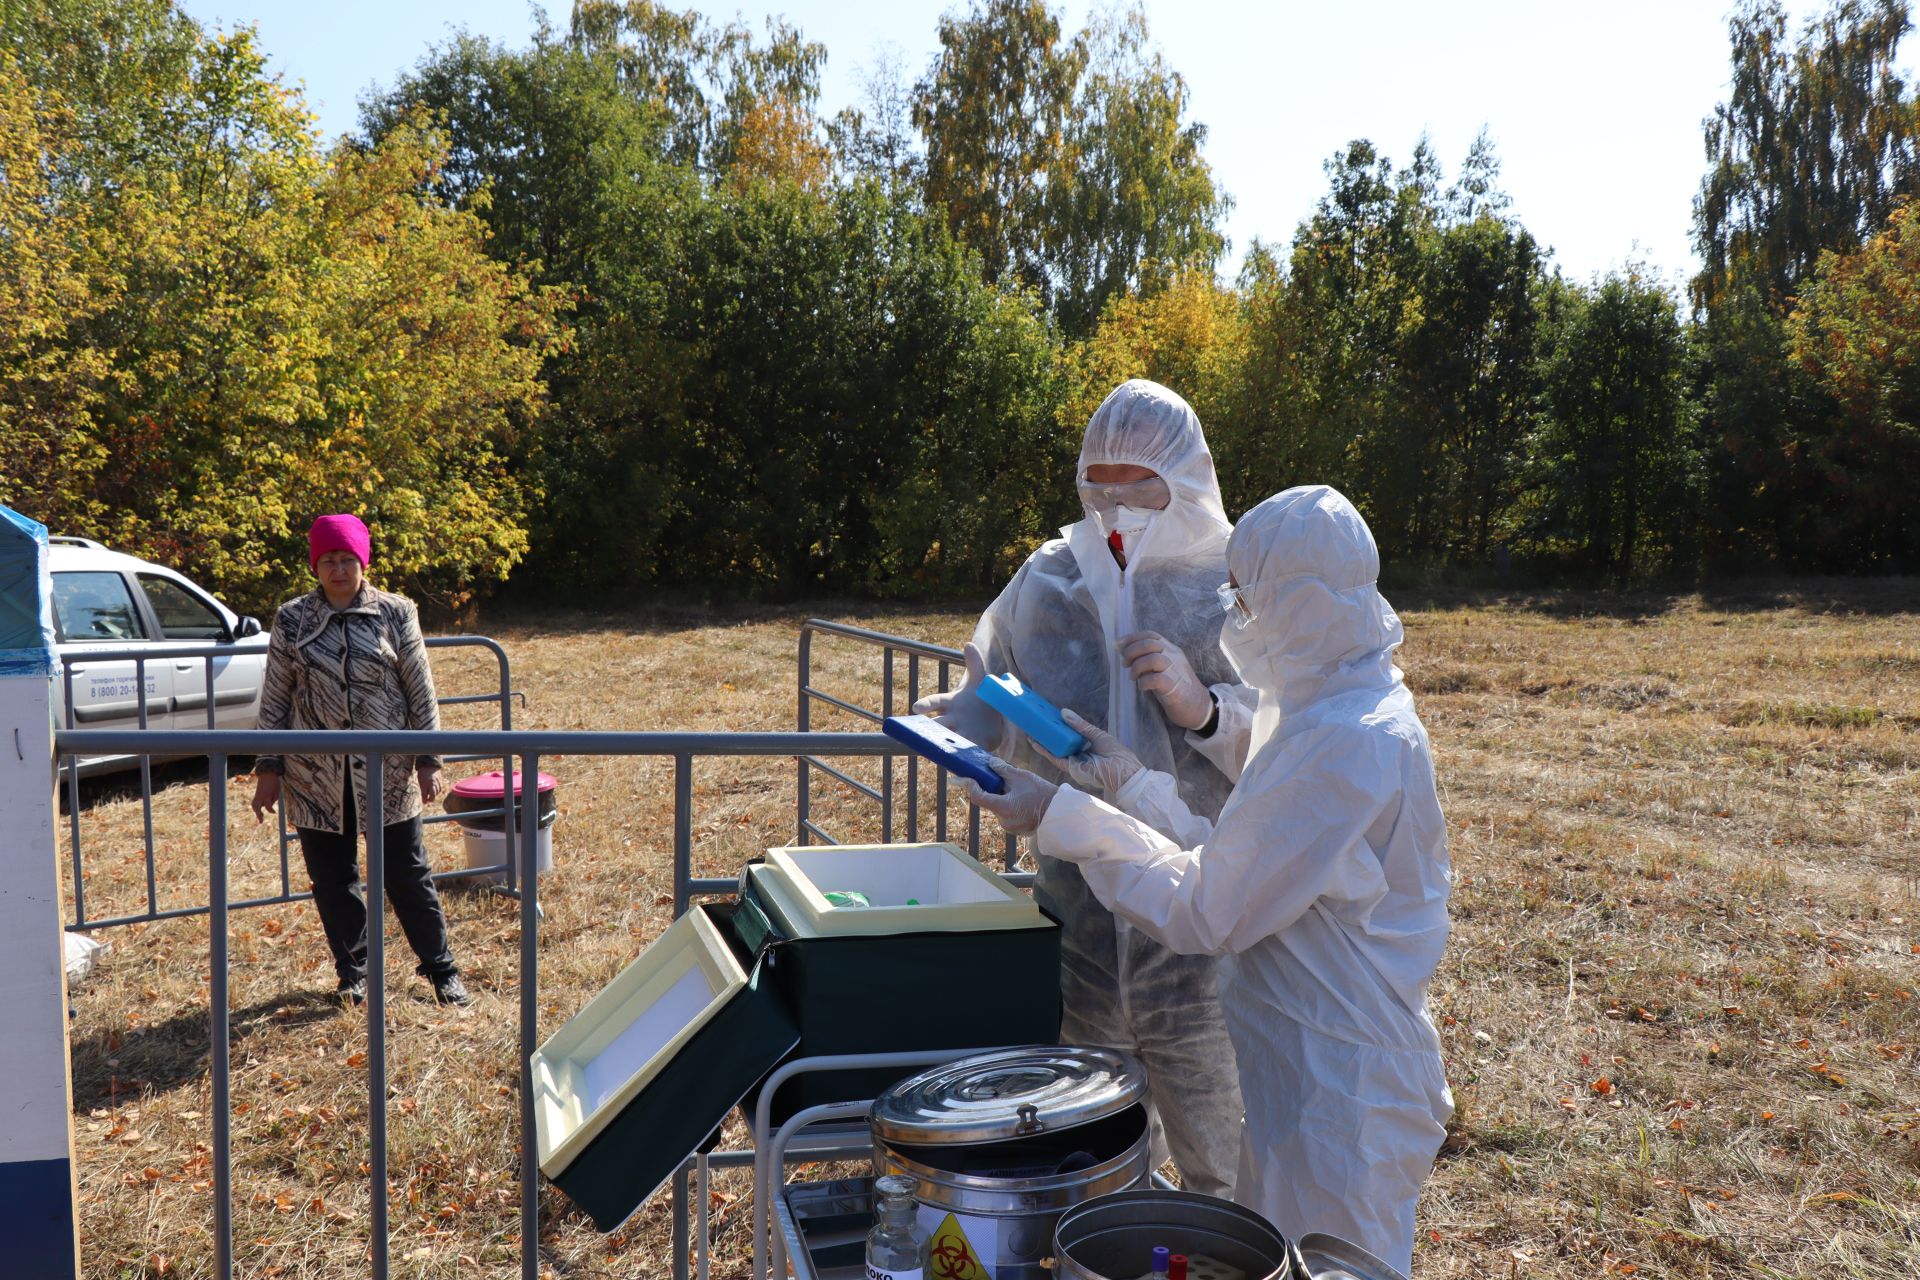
[
  {"left": 956, "top": 380, "right": 1246, "bottom": 1195},
  {"left": 1032, "top": 485, "right": 1454, "bottom": 1275}
]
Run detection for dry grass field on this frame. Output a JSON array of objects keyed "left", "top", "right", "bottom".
[{"left": 57, "top": 584, "right": 1920, "bottom": 1279}]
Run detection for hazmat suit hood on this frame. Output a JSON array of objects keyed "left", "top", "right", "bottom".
[
  {"left": 1075, "top": 378, "right": 1233, "bottom": 549},
  {"left": 1224, "top": 485, "right": 1404, "bottom": 748}
]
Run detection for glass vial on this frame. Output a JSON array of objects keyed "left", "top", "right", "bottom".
[{"left": 866, "top": 1174, "right": 929, "bottom": 1280}]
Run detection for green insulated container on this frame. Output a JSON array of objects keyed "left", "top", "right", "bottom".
[
  {"left": 531, "top": 902, "right": 798, "bottom": 1231},
  {"left": 731, "top": 843, "right": 1062, "bottom": 1120}
]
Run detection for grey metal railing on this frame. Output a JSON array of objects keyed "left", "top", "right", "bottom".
[
  {"left": 59, "top": 620, "right": 1035, "bottom": 1280},
  {"left": 60, "top": 635, "right": 520, "bottom": 930},
  {"left": 796, "top": 619, "right": 1021, "bottom": 877},
  {"left": 55, "top": 725, "right": 904, "bottom": 1280}
]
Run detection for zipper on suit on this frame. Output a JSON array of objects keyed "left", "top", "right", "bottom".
[{"left": 1109, "top": 551, "right": 1136, "bottom": 1030}]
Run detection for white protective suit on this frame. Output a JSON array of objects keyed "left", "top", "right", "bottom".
[
  {"left": 968, "top": 380, "right": 1248, "bottom": 1196},
  {"left": 1033, "top": 485, "right": 1454, "bottom": 1276}
]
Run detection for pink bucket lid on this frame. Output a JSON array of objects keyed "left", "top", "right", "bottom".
[{"left": 449, "top": 769, "right": 557, "bottom": 799}]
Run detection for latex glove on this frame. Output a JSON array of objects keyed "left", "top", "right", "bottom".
[
  {"left": 250, "top": 771, "right": 281, "bottom": 824},
  {"left": 911, "top": 640, "right": 1006, "bottom": 754},
  {"left": 1041, "top": 708, "right": 1144, "bottom": 796},
  {"left": 1118, "top": 630, "right": 1214, "bottom": 730},
  {"left": 962, "top": 757, "right": 1058, "bottom": 836}
]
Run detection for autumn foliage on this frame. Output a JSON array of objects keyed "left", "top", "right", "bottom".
[{"left": 5, "top": 0, "right": 1919, "bottom": 612}]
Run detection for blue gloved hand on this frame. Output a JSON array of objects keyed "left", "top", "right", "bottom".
[
  {"left": 1040, "top": 708, "right": 1144, "bottom": 796},
  {"left": 963, "top": 756, "right": 1058, "bottom": 836}
]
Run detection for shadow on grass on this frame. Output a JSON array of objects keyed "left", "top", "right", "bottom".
[
  {"left": 1389, "top": 575, "right": 1920, "bottom": 622},
  {"left": 470, "top": 595, "right": 990, "bottom": 642},
  {"left": 473, "top": 578, "right": 1920, "bottom": 641},
  {"left": 69, "top": 989, "right": 341, "bottom": 1103}
]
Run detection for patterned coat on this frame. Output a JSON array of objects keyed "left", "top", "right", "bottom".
[{"left": 255, "top": 586, "right": 442, "bottom": 834}]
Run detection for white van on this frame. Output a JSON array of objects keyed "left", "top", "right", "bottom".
[{"left": 50, "top": 537, "right": 270, "bottom": 774}]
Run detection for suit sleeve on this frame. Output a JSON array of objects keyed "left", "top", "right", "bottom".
[
  {"left": 1034, "top": 727, "right": 1395, "bottom": 956},
  {"left": 1186, "top": 683, "right": 1257, "bottom": 782}
]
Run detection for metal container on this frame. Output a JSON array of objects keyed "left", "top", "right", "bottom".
[
  {"left": 1053, "top": 1189, "right": 1296, "bottom": 1280},
  {"left": 871, "top": 1046, "right": 1152, "bottom": 1280},
  {"left": 1293, "top": 1232, "right": 1408, "bottom": 1280}
]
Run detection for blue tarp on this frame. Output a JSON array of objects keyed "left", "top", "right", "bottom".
[{"left": 0, "top": 507, "right": 55, "bottom": 676}]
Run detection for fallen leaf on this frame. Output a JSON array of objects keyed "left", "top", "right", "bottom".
[{"left": 1591, "top": 1077, "right": 1614, "bottom": 1096}]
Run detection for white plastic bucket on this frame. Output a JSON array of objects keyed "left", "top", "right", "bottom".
[{"left": 459, "top": 822, "right": 553, "bottom": 882}]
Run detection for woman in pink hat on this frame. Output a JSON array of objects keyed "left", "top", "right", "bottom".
[{"left": 249, "top": 514, "right": 470, "bottom": 1006}]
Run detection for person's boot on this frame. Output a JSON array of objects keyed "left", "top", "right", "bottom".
[
  {"left": 336, "top": 976, "right": 367, "bottom": 1006},
  {"left": 430, "top": 971, "right": 473, "bottom": 1007}
]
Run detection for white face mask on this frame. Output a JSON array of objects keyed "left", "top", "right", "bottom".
[
  {"left": 1219, "top": 618, "right": 1262, "bottom": 683},
  {"left": 1219, "top": 619, "right": 1286, "bottom": 755},
  {"left": 1099, "top": 504, "right": 1159, "bottom": 559}
]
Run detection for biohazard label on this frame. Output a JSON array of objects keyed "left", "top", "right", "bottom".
[{"left": 924, "top": 1211, "right": 992, "bottom": 1280}]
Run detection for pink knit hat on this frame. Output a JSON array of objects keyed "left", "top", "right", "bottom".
[{"left": 309, "top": 514, "right": 371, "bottom": 571}]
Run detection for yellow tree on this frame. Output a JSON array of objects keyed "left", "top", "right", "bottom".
[
  {"left": 9, "top": 14, "right": 564, "bottom": 612},
  {"left": 1786, "top": 199, "right": 1920, "bottom": 567},
  {"left": 914, "top": 0, "right": 1082, "bottom": 294},
  {"left": 727, "top": 94, "right": 830, "bottom": 193},
  {"left": 295, "top": 119, "right": 569, "bottom": 611},
  {"left": 0, "top": 54, "right": 114, "bottom": 534},
  {"left": 1062, "top": 269, "right": 1245, "bottom": 440}
]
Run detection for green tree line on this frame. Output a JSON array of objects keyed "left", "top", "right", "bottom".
[{"left": 2, "top": 0, "right": 1917, "bottom": 615}]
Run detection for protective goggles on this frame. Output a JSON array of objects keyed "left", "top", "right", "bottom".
[
  {"left": 1077, "top": 475, "right": 1171, "bottom": 512},
  {"left": 1216, "top": 582, "right": 1256, "bottom": 629}
]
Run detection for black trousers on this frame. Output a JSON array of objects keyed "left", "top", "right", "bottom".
[{"left": 296, "top": 787, "right": 457, "bottom": 983}]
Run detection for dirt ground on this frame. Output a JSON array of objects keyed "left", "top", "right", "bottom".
[{"left": 58, "top": 582, "right": 1920, "bottom": 1278}]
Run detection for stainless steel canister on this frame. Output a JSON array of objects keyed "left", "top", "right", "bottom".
[
  {"left": 1292, "top": 1232, "right": 1410, "bottom": 1280},
  {"left": 871, "top": 1046, "right": 1152, "bottom": 1279},
  {"left": 1052, "top": 1189, "right": 1296, "bottom": 1280}
]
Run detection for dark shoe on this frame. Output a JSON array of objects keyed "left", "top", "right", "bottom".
[
  {"left": 431, "top": 972, "right": 472, "bottom": 1007},
  {"left": 336, "top": 977, "right": 367, "bottom": 1006}
]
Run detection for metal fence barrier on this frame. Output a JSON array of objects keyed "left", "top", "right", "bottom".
[
  {"left": 60, "top": 636, "right": 520, "bottom": 930},
  {"left": 796, "top": 618, "right": 1022, "bottom": 878},
  {"left": 58, "top": 620, "right": 1033, "bottom": 1280},
  {"left": 54, "top": 725, "right": 902, "bottom": 1280}
]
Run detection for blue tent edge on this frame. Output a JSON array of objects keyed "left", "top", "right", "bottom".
[{"left": 0, "top": 504, "right": 56, "bottom": 675}]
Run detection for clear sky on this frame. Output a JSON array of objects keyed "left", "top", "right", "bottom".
[{"left": 177, "top": 0, "right": 1915, "bottom": 293}]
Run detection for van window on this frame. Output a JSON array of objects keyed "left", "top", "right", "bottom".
[
  {"left": 139, "top": 574, "right": 227, "bottom": 640},
  {"left": 51, "top": 572, "right": 147, "bottom": 643}
]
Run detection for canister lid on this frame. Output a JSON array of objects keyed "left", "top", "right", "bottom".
[
  {"left": 870, "top": 1046, "right": 1147, "bottom": 1145},
  {"left": 450, "top": 769, "right": 557, "bottom": 799},
  {"left": 1294, "top": 1233, "right": 1408, "bottom": 1280}
]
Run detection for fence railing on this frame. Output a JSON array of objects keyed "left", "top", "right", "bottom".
[
  {"left": 796, "top": 618, "right": 1022, "bottom": 877},
  {"left": 53, "top": 725, "right": 902, "bottom": 1280},
  {"left": 60, "top": 635, "right": 520, "bottom": 930},
  {"left": 57, "top": 620, "right": 1031, "bottom": 1280}
]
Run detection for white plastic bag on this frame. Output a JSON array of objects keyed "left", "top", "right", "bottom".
[{"left": 64, "top": 931, "right": 108, "bottom": 986}]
